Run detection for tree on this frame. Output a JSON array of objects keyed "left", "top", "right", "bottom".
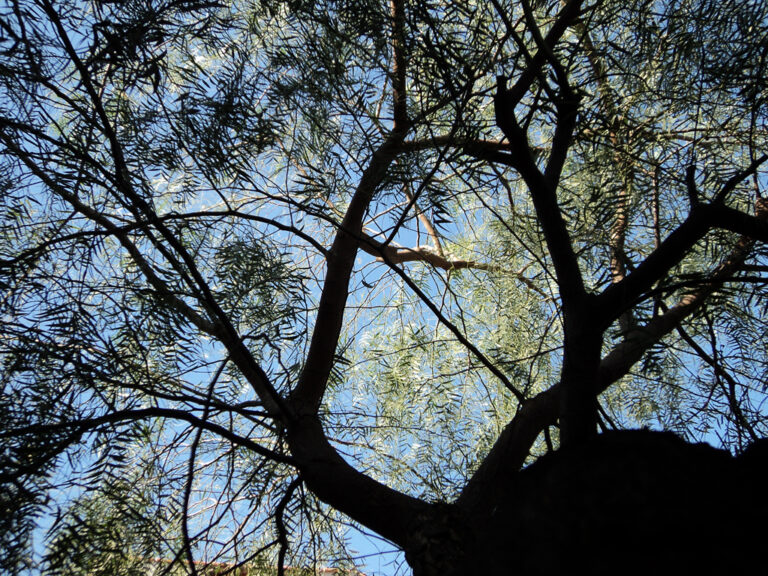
[{"left": 2, "top": 0, "right": 768, "bottom": 574}]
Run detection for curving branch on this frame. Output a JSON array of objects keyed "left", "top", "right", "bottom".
[
  {"left": 283, "top": 0, "right": 431, "bottom": 547},
  {"left": 290, "top": 0, "right": 411, "bottom": 417},
  {"left": 288, "top": 135, "right": 406, "bottom": 416}
]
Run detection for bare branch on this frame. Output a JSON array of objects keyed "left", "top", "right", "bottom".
[
  {"left": 1, "top": 408, "right": 293, "bottom": 464},
  {"left": 390, "top": 0, "right": 409, "bottom": 132}
]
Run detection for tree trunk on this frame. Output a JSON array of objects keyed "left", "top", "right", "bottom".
[{"left": 559, "top": 320, "right": 603, "bottom": 447}]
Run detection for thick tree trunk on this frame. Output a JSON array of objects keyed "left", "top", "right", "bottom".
[
  {"left": 402, "top": 431, "right": 768, "bottom": 576},
  {"left": 558, "top": 320, "right": 603, "bottom": 447}
]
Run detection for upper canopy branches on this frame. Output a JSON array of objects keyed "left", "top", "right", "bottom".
[{"left": 1, "top": 0, "right": 767, "bottom": 573}]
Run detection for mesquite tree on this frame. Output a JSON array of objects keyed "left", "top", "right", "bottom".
[{"left": 2, "top": 0, "right": 768, "bottom": 574}]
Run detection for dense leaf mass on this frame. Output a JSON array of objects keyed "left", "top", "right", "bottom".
[{"left": 1, "top": 0, "right": 767, "bottom": 574}]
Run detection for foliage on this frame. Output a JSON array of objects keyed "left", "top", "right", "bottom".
[{"left": 1, "top": 0, "right": 767, "bottom": 574}]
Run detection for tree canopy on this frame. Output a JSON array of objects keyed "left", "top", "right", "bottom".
[{"left": 1, "top": 0, "right": 768, "bottom": 574}]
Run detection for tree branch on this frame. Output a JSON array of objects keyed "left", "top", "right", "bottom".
[
  {"left": 289, "top": 4, "right": 413, "bottom": 415},
  {"left": 497, "top": 0, "right": 585, "bottom": 107},
  {"left": 2, "top": 407, "right": 293, "bottom": 464},
  {"left": 599, "top": 187, "right": 768, "bottom": 330},
  {"left": 598, "top": 198, "right": 768, "bottom": 387},
  {"left": 287, "top": 415, "right": 430, "bottom": 548},
  {"left": 390, "top": 0, "right": 409, "bottom": 132},
  {"left": 289, "top": 136, "right": 405, "bottom": 416}
]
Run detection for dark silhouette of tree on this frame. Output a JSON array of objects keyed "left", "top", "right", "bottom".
[{"left": 1, "top": 0, "right": 767, "bottom": 574}]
